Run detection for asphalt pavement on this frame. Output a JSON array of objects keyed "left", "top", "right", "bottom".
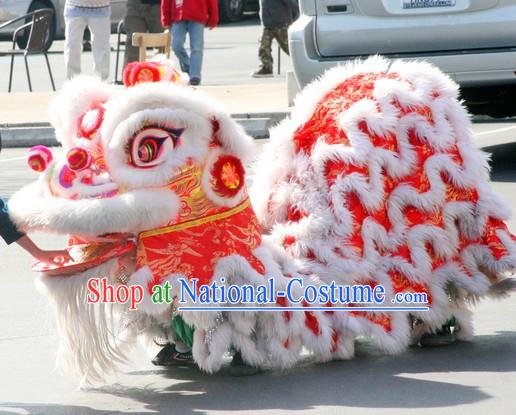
[{"left": 1, "top": 124, "right": 516, "bottom": 414}]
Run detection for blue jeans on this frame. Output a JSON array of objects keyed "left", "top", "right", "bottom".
[{"left": 171, "top": 21, "right": 204, "bottom": 81}]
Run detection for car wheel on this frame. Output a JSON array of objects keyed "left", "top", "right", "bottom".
[
  {"left": 16, "top": 0, "right": 56, "bottom": 50},
  {"left": 219, "top": 0, "right": 245, "bottom": 23},
  {"left": 462, "top": 85, "right": 516, "bottom": 118}
]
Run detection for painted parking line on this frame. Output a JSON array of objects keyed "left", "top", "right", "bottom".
[{"left": 475, "top": 126, "right": 516, "bottom": 137}]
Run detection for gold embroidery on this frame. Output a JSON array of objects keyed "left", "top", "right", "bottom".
[{"left": 140, "top": 199, "right": 251, "bottom": 238}]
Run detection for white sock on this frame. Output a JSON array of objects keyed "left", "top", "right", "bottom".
[{"left": 175, "top": 341, "right": 191, "bottom": 353}]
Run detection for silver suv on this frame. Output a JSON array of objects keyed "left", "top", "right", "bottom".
[{"left": 289, "top": 0, "right": 516, "bottom": 89}]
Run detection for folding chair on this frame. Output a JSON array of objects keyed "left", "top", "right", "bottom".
[
  {"left": 114, "top": 20, "right": 126, "bottom": 84},
  {"left": 132, "top": 31, "right": 171, "bottom": 62},
  {"left": 0, "top": 8, "right": 56, "bottom": 92}
]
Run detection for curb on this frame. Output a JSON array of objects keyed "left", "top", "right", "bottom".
[
  {"left": 0, "top": 112, "right": 290, "bottom": 148},
  {"left": 231, "top": 112, "right": 288, "bottom": 139},
  {"left": 0, "top": 124, "right": 57, "bottom": 148}
]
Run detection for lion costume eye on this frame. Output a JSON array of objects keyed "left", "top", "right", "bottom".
[{"left": 130, "top": 127, "right": 183, "bottom": 168}]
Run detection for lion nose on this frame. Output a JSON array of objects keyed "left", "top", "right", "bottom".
[
  {"left": 27, "top": 145, "right": 53, "bottom": 172},
  {"left": 66, "top": 147, "right": 93, "bottom": 172}
]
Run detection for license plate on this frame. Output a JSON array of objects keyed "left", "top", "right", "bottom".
[{"left": 402, "top": 0, "right": 456, "bottom": 9}]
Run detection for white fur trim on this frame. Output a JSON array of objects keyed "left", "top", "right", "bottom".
[
  {"left": 101, "top": 82, "right": 255, "bottom": 164},
  {"left": 49, "top": 76, "right": 118, "bottom": 149},
  {"left": 10, "top": 183, "right": 180, "bottom": 235}
]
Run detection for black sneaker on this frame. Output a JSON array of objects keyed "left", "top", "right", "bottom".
[
  {"left": 229, "top": 351, "right": 260, "bottom": 376},
  {"left": 151, "top": 343, "right": 193, "bottom": 366},
  {"left": 189, "top": 78, "right": 201, "bottom": 86},
  {"left": 419, "top": 331, "right": 456, "bottom": 347},
  {"left": 251, "top": 67, "right": 273, "bottom": 78},
  {"left": 419, "top": 319, "right": 458, "bottom": 347}
]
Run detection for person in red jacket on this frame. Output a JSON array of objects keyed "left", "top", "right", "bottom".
[{"left": 161, "top": 0, "right": 218, "bottom": 85}]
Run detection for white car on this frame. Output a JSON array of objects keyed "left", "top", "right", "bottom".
[
  {"left": 290, "top": 0, "right": 516, "bottom": 90},
  {"left": 0, "top": 0, "right": 127, "bottom": 48}
]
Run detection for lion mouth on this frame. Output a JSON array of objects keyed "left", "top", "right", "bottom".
[
  {"left": 28, "top": 145, "right": 121, "bottom": 201},
  {"left": 51, "top": 164, "right": 120, "bottom": 200},
  {"left": 9, "top": 180, "right": 180, "bottom": 237}
]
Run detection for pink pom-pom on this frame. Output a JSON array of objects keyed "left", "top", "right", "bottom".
[{"left": 27, "top": 145, "right": 53, "bottom": 172}]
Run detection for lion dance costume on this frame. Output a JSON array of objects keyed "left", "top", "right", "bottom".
[{"left": 9, "top": 57, "right": 516, "bottom": 383}]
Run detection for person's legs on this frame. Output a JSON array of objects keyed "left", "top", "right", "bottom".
[
  {"left": 252, "top": 26, "right": 274, "bottom": 77},
  {"left": 171, "top": 21, "right": 190, "bottom": 74},
  {"left": 145, "top": 3, "right": 163, "bottom": 34},
  {"left": 187, "top": 21, "right": 204, "bottom": 84},
  {"left": 64, "top": 15, "right": 87, "bottom": 79},
  {"left": 273, "top": 24, "right": 290, "bottom": 56},
  {"left": 83, "top": 27, "right": 92, "bottom": 51},
  {"left": 123, "top": 0, "right": 148, "bottom": 66},
  {"left": 88, "top": 15, "right": 111, "bottom": 81}
]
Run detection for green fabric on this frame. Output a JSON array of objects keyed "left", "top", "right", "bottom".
[
  {"left": 436, "top": 316, "right": 458, "bottom": 335},
  {"left": 172, "top": 315, "right": 194, "bottom": 348}
]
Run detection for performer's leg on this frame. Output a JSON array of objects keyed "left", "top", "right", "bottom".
[
  {"left": 152, "top": 315, "right": 193, "bottom": 366},
  {"left": 229, "top": 350, "right": 260, "bottom": 376},
  {"left": 152, "top": 342, "right": 193, "bottom": 366}
]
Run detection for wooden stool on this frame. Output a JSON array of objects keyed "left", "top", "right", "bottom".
[{"left": 132, "top": 31, "right": 171, "bottom": 62}]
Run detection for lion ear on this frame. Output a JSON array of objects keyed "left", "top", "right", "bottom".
[
  {"left": 48, "top": 76, "right": 118, "bottom": 148},
  {"left": 209, "top": 111, "right": 255, "bottom": 163}
]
